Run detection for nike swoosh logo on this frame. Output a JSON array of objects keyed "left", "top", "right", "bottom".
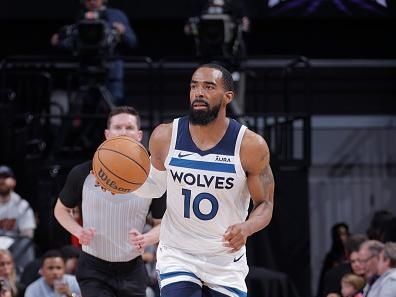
[
  {"left": 178, "top": 152, "right": 194, "bottom": 158},
  {"left": 233, "top": 253, "right": 244, "bottom": 262}
]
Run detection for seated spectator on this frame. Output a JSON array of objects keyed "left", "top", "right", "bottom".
[
  {"left": 358, "top": 240, "right": 384, "bottom": 296},
  {"left": 322, "top": 234, "right": 367, "bottom": 297},
  {"left": 318, "top": 222, "right": 350, "bottom": 295},
  {"left": 0, "top": 277, "right": 12, "bottom": 297},
  {"left": 24, "top": 250, "right": 81, "bottom": 297},
  {"left": 0, "top": 166, "right": 36, "bottom": 238},
  {"left": 367, "top": 241, "right": 396, "bottom": 297},
  {"left": 0, "top": 250, "right": 24, "bottom": 297},
  {"left": 340, "top": 273, "right": 365, "bottom": 297}
]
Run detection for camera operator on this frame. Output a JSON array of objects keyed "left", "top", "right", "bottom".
[{"left": 51, "top": 0, "right": 137, "bottom": 106}]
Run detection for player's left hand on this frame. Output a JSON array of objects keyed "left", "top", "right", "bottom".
[{"left": 223, "top": 223, "right": 249, "bottom": 253}]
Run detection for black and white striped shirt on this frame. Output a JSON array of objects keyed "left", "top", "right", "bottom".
[{"left": 59, "top": 161, "right": 165, "bottom": 262}]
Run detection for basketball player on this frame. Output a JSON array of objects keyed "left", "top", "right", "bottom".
[
  {"left": 134, "top": 64, "right": 275, "bottom": 296},
  {"left": 54, "top": 106, "right": 165, "bottom": 297}
]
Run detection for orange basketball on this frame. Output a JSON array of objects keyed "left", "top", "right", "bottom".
[{"left": 92, "top": 136, "right": 150, "bottom": 194}]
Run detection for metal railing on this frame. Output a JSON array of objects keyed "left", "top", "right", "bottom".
[{"left": 1, "top": 55, "right": 315, "bottom": 166}]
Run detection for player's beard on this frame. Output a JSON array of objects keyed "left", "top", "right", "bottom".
[{"left": 189, "top": 100, "right": 221, "bottom": 126}]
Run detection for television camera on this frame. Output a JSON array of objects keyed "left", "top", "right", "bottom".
[
  {"left": 62, "top": 11, "right": 121, "bottom": 69},
  {"left": 186, "top": 0, "right": 246, "bottom": 62}
]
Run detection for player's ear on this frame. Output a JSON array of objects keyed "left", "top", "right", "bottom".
[{"left": 224, "top": 90, "right": 234, "bottom": 105}]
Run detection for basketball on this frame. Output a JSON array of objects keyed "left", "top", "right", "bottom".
[{"left": 92, "top": 136, "right": 151, "bottom": 194}]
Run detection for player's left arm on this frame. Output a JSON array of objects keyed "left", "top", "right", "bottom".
[{"left": 223, "top": 130, "right": 274, "bottom": 252}]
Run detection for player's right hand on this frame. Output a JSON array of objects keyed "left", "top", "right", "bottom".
[{"left": 77, "top": 227, "right": 96, "bottom": 245}]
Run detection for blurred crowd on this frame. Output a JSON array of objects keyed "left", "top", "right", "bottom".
[{"left": 317, "top": 210, "right": 396, "bottom": 297}]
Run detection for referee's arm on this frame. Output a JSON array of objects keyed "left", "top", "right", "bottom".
[{"left": 54, "top": 198, "right": 95, "bottom": 245}]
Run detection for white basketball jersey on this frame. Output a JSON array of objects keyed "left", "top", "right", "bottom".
[{"left": 161, "top": 117, "right": 250, "bottom": 255}]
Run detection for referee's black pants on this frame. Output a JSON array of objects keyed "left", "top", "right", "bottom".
[{"left": 76, "top": 251, "right": 149, "bottom": 297}]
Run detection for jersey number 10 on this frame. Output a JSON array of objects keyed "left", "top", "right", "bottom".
[{"left": 182, "top": 188, "right": 219, "bottom": 220}]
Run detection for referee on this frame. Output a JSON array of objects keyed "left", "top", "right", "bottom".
[{"left": 54, "top": 106, "right": 165, "bottom": 297}]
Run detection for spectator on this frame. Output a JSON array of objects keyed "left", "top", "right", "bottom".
[
  {"left": 321, "top": 234, "right": 367, "bottom": 297},
  {"left": 51, "top": 0, "right": 138, "bottom": 106},
  {"left": 340, "top": 273, "right": 365, "bottom": 297},
  {"left": 0, "top": 250, "right": 24, "bottom": 297},
  {"left": 358, "top": 240, "right": 384, "bottom": 296},
  {"left": 318, "top": 222, "right": 350, "bottom": 295},
  {"left": 367, "top": 241, "right": 396, "bottom": 297},
  {"left": 24, "top": 249, "right": 81, "bottom": 297},
  {"left": 0, "top": 166, "right": 36, "bottom": 238}
]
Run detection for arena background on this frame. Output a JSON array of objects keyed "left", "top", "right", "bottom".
[{"left": 0, "top": 1, "right": 395, "bottom": 297}]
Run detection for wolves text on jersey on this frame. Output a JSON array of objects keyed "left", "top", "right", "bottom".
[{"left": 170, "top": 169, "right": 234, "bottom": 189}]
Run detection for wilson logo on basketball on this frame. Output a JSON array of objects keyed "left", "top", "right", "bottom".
[
  {"left": 97, "top": 168, "right": 132, "bottom": 193},
  {"left": 92, "top": 136, "right": 150, "bottom": 194}
]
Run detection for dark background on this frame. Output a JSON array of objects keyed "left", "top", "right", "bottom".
[
  {"left": 1, "top": 1, "right": 395, "bottom": 297},
  {"left": 0, "top": 0, "right": 395, "bottom": 59}
]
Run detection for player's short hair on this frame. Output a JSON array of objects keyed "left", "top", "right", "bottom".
[{"left": 199, "top": 63, "right": 235, "bottom": 92}]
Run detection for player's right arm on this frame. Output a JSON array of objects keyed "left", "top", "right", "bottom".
[
  {"left": 149, "top": 123, "right": 172, "bottom": 170},
  {"left": 133, "top": 123, "right": 172, "bottom": 198}
]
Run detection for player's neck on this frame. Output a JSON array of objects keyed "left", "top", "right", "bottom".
[{"left": 189, "top": 117, "right": 229, "bottom": 151}]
